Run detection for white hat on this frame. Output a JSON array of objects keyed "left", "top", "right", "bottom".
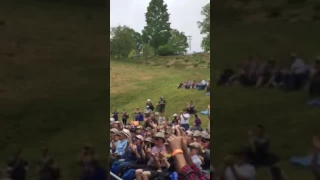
[
  {"left": 173, "top": 114, "right": 177, "bottom": 117},
  {"left": 119, "top": 129, "right": 131, "bottom": 139},
  {"left": 136, "top": 135, "right": 144, "bottom": 141},
  {"left": 110, "top": 118, "right": 115, "bottom": 122},
  {"left": 147, "top": 99, "right": 151, "bottom": 102}
]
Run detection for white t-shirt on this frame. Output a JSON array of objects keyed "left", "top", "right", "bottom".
[
  {"left": 291, "top": 58, "right": 306, "bottom": 74},
  {"left": 180, "top": 113, "right": 190, "bottom": 125},
  {"left": 224, "top": 164, "right": 256, "bottom": 180},
  {"left": 191, "top": 155, "right": 202, "bottom": 170}
]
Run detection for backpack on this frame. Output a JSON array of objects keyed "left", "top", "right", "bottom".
[{"left": 121, "top": 169, "right": 135, "bottom": 180}]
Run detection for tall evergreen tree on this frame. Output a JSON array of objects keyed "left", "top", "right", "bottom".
[{"left": 142, "top": 0, "right": 171, "bottom": 53}]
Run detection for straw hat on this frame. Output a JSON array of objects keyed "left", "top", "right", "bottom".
[
  {"left": 189, "top": 142, "right": 201, "bottom": 149},
  {"left": 144, "top": 137, "right": 153, "bottom": 143},
  {"left": 201, "top": 133, "right": 210, "bottom": 141},
  {"left": 110, "top": 128, "right": 118, "bottom": 134},
  {"left": 154, "top": 132, "right": 166, "bottom": 140},
  {"left": 193, "top": 131, "right": 201, "bottom": 137},
  {"left": 118, "top": 129, "right": 131, "bottom": 139}
]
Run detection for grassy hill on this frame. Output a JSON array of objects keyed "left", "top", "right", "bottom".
[
  {"left": 212, "top": 11, "right": 320, "bottom": 180},
  {"left": 0, "top": 2, "right": 108, "bottom": 179},
  {"left": 110, "top": 54, "right": 210, "bottom": 129}
]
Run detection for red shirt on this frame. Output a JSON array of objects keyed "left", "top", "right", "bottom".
[{"left": 178, "top": 163, "right": 210, "bottom": 180}]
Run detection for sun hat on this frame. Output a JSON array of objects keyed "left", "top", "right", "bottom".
[
  {"left": 144, "top": 137, "right": 153, "bottom": 143},
  {"left": 193, "top": 131, "right": 201, "bottom": 137},
  {"left": 118, "top": 129, "right": 131, "bottom": 139},
  {"left": 147, "top": 99, "right": 151, "bottom": 102},
  {"left": 137, "top": 125, "right": 143, "bottom": 129},
  {"left": 201, "top": 133, "right": 210, "bottom": 141},
  {"left": 189, "top": 142, "right": 201, "bottom": 149},
  {"left": 110, "top": 118, "right": 115, "bottom": 122},
  {"left": 136, "top": 135, "right": 144, "bottom": 141},
  {"left": 173, "top": 114, "right": 177, "bottom": 117},
  {"left": 154, "top": 132, "right": 166, "bottom": 140},
  {"left": 110, "top": 128, "right": 118, "bottom": 133},
  {"left": 145, "top": 127, "right": 152, "bottom": 131}
]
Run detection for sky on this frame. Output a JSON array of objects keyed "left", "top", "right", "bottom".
[{"left": 110, "top": 0, "right": 210, "bottom": 53}]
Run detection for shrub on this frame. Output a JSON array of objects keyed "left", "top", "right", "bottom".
[{"left": 157, "top": 45, "right": 175, "bottom": 56}]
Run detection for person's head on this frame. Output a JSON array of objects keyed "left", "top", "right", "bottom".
[
  {"left": 173, "top": 114, "right": 178, "bottom": 120},
  {"left": 130, "top": 128, "right": 136, "bottom": 138},
  {"left": 269, "top": 166, "right": 285, "bottom": 180},
  {"left": 147, "top": 99, "right": 151, "bottom": 103},
  {"left": 144, "top": 138, "right": 153, "bottom": 148},
  {"left": 193, "top": 131, "right": 202, "bottom": 142},
  {"left": 154, "top": 132, "right": 166, "bottom": 147},
  {"left": 201, "top": 134, "right": 210, "bottom": 149},
  {"left": 136, "top": 126, "right": 142, "bottom": 134},
  {"left": 118, "top": 129, "right": 130, "bottom": 141},
  {"left": 189, "top": 142, "right": 201, "bottom": 156},
  {"left": 146, "top": 105, "right": 150, "bottom": 110},
  {"left": 150, "top": 113, "right": 155, "bottom": 119},
  {"left": 160, "top": 96, "right": 163, "bottom": 100},
  {"left": 123, "top": 108, "right": 126, "bottom": 111},
  {"left": 114, "top": 122, "right": 120, "bottom": 130},
  {"left": 135, "top": 135, "right": 144, "bottom": 145}
]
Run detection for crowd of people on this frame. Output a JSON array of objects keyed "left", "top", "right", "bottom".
[
  {"left": 178, "top": 78, "right": 210, "bottom": 90},
  {"left": 217, "top": 53, "right": 320, "bottom": 98},
  {"left": 109, "top": 97, "right": 211, "bottom": 180},
  {"left": 0, "top": 145, "right": 106, "bottom": 180},
  {"left": 209, "top": 124, "right": 320, "bottom": 180}
]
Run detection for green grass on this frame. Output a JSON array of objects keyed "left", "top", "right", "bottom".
[
  {"left": 0, "top": 2, "right": 108, "bottom": 179},
  {"left": 212, "top": 22, "right": 320, "bottom": 179},
  {"left": 110, "top": 57, "right": 211, "bottom": 129}
]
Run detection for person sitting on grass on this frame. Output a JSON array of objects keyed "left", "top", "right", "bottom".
[
  {"left": 187, "top": 101, "right": 196, "bottom": 114},
  {"left": 36, "top": 146, "right": 60, "bottom": 180},
  {"left": 6, "top": 148, "right": 29, "bottom": 180},
  {"left": 78, "top": 144, "right": 99, "bottom": 180},
  {"left": 220, "top": 149, "right": 256, "bottom": 180},
  {"left": 217, "top": 65, "right": 235, "bottom": 86},
  {"left": 246, "top": 124, "right": 278, "bottom": 167}
]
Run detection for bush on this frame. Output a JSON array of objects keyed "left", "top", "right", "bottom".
[{"left": 157, "top": 45, "right": 175, "bottom": 56}]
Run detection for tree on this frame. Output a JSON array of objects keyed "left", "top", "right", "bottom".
[
  {"left": 142, "top": 0, "right": 172, "bottom": 54},
  {"left": 110, "top": 25, "right": 135, "bottom": 58},
  {"left": 110, "top": 26, "right": 142, "bottom": 58},
  {"left": 198, "top": 3, "right": 210, "bottom": 52},
  {"left": 168, "top": 29, "right": 188, "bottom": 54}
]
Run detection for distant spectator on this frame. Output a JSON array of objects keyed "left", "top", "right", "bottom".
[{"left": 6, "top": 148, "right": 29, "bottom": 180}]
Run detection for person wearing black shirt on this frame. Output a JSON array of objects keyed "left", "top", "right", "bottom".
[
  {"left": 112, "top": 109, "right": 119, "bottom": 121},
  {"left": 158, "top": 96, "right": 166, "bottom": 117}
]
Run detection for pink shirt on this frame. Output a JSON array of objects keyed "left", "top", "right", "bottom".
[{"left": 147, "top": 144, "right": 167, "bottom": 167}]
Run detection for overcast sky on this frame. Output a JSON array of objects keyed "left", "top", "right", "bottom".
[{"left": 110, "top": 0, "right": 209, "bottom": 52}]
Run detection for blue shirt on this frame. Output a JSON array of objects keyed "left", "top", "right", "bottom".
[
  {"left": 114, "top": 139, "right": 128, "bottom": 156},
  {"left": 123, "top": 146, "right": 142, "bottom": 162}
]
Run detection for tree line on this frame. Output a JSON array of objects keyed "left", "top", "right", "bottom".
[{"left": 110, "top": 0, "right": 210, "bottom": 58}]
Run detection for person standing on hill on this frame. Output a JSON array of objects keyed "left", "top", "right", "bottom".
[
  {"left": 158, "top": 96, "right": 166, "bottom": 118},
  {"left": 112, "top": 109, "right": 119, "bottom": 121},
  {"left": 146, "top": 99, "right": 154, "bottom": 111},
  {"left": 121, "top": 108, "right": 129, "bottom": 125}
]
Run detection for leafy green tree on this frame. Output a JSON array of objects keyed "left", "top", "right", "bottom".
[
  {"left": 110, "top": 26, "right": 142, "bottom": 58},
  {"left": 168, "top": 29, "right": 188, "bottom": 54},
  {"left": 198, "top": 3, "right": 210, "bottom": 52},
  {"left": 142, "top": 0, "right": 171, "bottom": 54},
  {"left": 110, "top": 25, "right": 135, "bottom": 58},
  {"left": 142, "top": 44, "right": 154, "bottom": 58}
]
